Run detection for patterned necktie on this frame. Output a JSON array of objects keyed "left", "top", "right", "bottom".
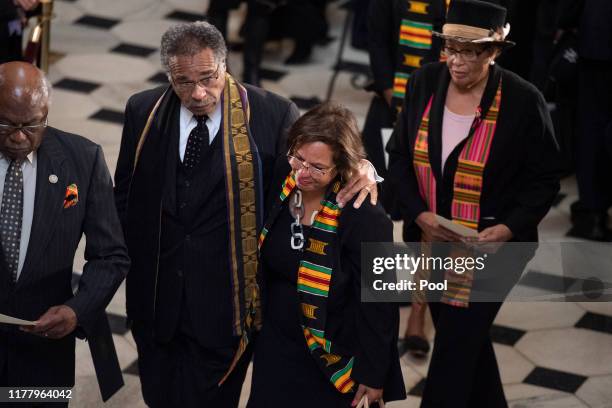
[
  {"left": 183, "top": 115, "right": 209, "bottom": 170},
  {"left": 1, "top": 159, "right": 24, "bottom": 282}
]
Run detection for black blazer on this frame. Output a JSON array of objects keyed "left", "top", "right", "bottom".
[
  {"left": 0, "top": 128, "right": 129, "bottom": 395},
  {"left": 114, "top": 83, "right": 300, "bottom": 330},
  {"left": 387, "top": 62, "right": 562, "bottom": 242}
]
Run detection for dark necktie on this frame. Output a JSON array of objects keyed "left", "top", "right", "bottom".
[
  {"left": 1, "top": 159, "right": 24, "bottom": 282},
  {"left": 183, "top": 115, "right": 209, "bottom": 170}
]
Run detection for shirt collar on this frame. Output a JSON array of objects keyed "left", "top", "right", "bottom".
[
  {"left": 0, "top": 151, "right": 35, "bottom": 164},
  {"left": 180, "top": 102, "right": 222, "bottom": 128}
]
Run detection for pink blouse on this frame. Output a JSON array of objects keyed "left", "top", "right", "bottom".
[{"left": 441, "top": 106, "right": 475, "bottom": 171}]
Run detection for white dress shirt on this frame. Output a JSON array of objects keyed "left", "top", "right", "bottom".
[
  {"left": 0, "top": 152, "right": 37, "bottom": 280},
  {"left": 178, "top": 103, "right": 222, "bottom": 162}
]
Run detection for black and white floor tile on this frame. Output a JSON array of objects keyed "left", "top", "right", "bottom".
[{"left": 45, "top": 0, "right": 612, "bottom": 406}]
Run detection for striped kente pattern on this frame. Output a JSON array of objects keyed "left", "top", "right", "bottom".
[
  {"left": 298, "top": 261, "right": 332, "bottom": 297},
  {"left": 450, "top": 82, "right": 502, "bottom": 231},
  {"left": 412, "top": 81, "right": 503, "bottom": 307},
  {"left": 280, "top": 174, "right": 296, "bottom": 201},
  {"left": 312, "top": 201, "right": 340, "bottom": 232},
  {"left": 392, "top": 2, "right": 437, "bottom": 104},
  {"left": 399, "top": 19, "right": 433, "bottom": 49},
  {"left": 413, "top": 97, "right": 437, "bottom": 213},
  {"left": 257, "top": 227, "right": 268, "bottom": 248},
  {"left": 393, "top": 72, "right": 411, "bottom": 99},
  {"left": 330, "top": 357, "right": 355, "bottom": 394}
]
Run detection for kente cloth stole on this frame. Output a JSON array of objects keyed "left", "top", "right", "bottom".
[
  {"left": 412, "top": 79, "right": 502, "bottom": 307},
  {"left": 392, "top": 0, "right": 447, "bottom": 108},
  {"left": 259, "top": 174, "right": 356, "bottom": 394},
  {"left": 132, "top": 74, "right": 263, "bottom": 384}
]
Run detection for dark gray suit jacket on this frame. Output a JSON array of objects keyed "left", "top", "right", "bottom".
[{"left": 0, "top": 128, "right": 130, "bottom": 399}]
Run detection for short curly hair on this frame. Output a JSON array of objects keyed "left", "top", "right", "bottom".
[
  {"left": 160, "top": 21, "right": 227, "bottom": 72},
  {"left": 287, "top": 102, "right": 366, "bottom": 183}
]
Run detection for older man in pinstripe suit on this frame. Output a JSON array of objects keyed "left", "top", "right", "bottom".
[{"left": 0, "top": 62, "right": 129, "bottom": 402}]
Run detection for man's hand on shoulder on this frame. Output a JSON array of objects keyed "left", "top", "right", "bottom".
[
  {"left": 336, "top": 159, "right": 379, "bottom": 209},
  {"left": 20, "top": 305, "right": 78, "bottom": 339}
]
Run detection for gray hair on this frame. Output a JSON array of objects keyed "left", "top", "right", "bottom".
[{"left": 160, "top": 21, "right": 227, "bottom": 72}]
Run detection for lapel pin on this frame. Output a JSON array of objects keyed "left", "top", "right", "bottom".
[{"left": 49, "top": 174, "right": 58, "bottom": 184}]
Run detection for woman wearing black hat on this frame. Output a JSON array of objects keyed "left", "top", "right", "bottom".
[{"left": 386, "top": 0, "right": 561, "bottom": 406}]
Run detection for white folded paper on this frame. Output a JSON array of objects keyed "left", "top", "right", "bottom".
[
  {"left": 435, "top": 214, "right": 479, "bottom": 238},
  {"left": 0, "top": 313, "right": 37, "bottom": 326}
]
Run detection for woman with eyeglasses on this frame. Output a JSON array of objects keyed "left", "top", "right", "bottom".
[
  {"left": 247, "top": 102, "right": 405, "bottom": 408},
  {"left": 386, "top": 0, "right": 561, "bottom": 407}
]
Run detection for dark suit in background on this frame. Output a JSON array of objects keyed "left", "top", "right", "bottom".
[
  {"left": 207, "top": 0, "right": 242, "bottom": 39},
  {"left": 0, "top": 0, "right": 22, "bottom": 64},
  {"left": 115, "top": 84, "right": 299, "bottom": 407},
  {"left": 364, "top": 0, "right": 445, "bottom": 215},
  {"left": 568, "top": 0, "right": 612, "bottom": 240},
  {"left": 0, "top": 128, "right": 129, "bottom": 400}
]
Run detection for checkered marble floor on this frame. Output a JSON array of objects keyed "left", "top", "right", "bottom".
[{"left": 38, "top": 0, "right": 612, "bottom": 406}]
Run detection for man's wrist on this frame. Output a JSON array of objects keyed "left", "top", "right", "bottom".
[{"left": 364, "top": 160, "right": 384, "bottom": 183}]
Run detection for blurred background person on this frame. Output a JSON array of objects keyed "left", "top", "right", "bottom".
[
  {"left": 206, "top": 0, "right": 242, "bottom": 40},
  {"left": 206, "top": 1, "right": 332, "bottom": 86},
  {"left": 364, "top": 0, "right": 447, "bottom": 360},
  {"left": 241, "top": 0, "right": 330, "bottom": 86},
  {"left": 0, "top": 0, "right": 40, "bottom": 64},
  {"left": 564, "top": 0, "right": 612, "bottom": 241}
]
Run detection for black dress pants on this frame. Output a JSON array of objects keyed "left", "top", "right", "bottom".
[
  {"left": 0, "top": 330, "right": 69, "bottom": 408},
  {"left": 575, "top": 58, "right": 612, "bottom": 212},
  {"left": 420, "top": 301, "right": 507, "bottom": 408},
  {"left": 131, "top": 320, "right": 252, "bottom": 408}
]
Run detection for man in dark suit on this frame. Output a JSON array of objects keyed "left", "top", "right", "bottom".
[
  {"left": 114, "top": 21, "right": 378, "bottom": 408},
  {"left": 0, "top": 62, "right": 130, "bottom": 404}
]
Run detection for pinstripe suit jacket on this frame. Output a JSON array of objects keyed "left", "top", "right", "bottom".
[{"left": 0, "top": 127, "right": 130, "bottom": 394}]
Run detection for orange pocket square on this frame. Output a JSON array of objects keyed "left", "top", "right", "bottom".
[{"left": 63, "top": 184, "right": 79, "bottom": 209}]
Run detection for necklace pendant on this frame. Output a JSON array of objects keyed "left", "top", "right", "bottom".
[
  {"left": 290, "top": 220, "right": 305, "bottom": 250},
  {"left": 291, "top": 233, "right": 304, "bottom": 250}
]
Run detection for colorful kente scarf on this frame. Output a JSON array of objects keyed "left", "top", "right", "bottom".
[
  {"left": 132, "top": 73, "right": 263, "bottom": 383},
  {"left": 392, "top": 0, "right": 447, "bottom": 110},
  {"left": 259, "top": 174, "right": 356, "bottom": 393},
  {"left": 412, "top": 79, "right": 502, "bottom": 307}
]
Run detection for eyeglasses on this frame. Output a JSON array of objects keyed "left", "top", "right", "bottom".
[
  {"left": 0, "top": 118, "right": 48, "bottom": 137},
  {"left": 171, "top": 64, "right": 222, "bottom": 92},
  {"left": 442, "top": 45, "right": 489, "bottom": 62},
  {"left": 287, "top": 154, "right": 334, "bottom": 178}
]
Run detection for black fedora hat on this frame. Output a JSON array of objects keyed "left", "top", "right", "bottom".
[{"left": 434, "top": 0, "right": 515, "bottom": 47}]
